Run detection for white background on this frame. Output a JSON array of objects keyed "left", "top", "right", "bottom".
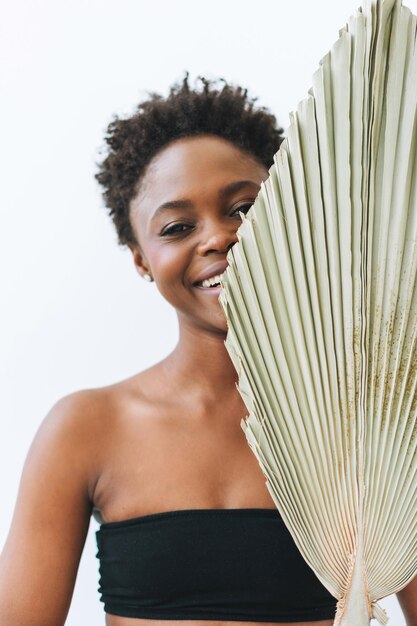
[{"left": 1, "top": 1, "right": 416, "bottom": 624}]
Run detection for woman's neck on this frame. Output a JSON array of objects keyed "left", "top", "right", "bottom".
[{"left": 162, "top": 319, "right": 240, "bottom": 402}]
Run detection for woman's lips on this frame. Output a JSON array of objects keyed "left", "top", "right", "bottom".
[
  {"left": 192, "top": 262, "right": 228, "bottom": 287},
  {"left": 192, "top": 264, "right": 227, "bottom": 297}
]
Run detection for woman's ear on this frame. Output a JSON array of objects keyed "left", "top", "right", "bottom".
[{"left": 127, "top": 244, "right": 153, "bottom": 282}]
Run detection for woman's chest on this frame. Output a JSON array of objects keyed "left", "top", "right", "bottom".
[
  {"left": 94, "top": 397, "right": 337, "bottom": 626},
  {"left": 93, "top": 405, "right": 275, "bottom": 524}
]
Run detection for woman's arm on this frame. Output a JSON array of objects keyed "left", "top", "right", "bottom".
[
  {"left": 397, "top": 575, "right": 417, "bottom": 626},
  {"left": 0, "top": 391, "right": 99, "bottom": 626}
]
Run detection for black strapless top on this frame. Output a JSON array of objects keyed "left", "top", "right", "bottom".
[{"left": 95, "top": 508, "right": 337, "bottom": 622}]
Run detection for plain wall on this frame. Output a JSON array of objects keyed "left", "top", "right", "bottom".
[{"left": 2, "top": 0, "right": 417, "bottom": 623}]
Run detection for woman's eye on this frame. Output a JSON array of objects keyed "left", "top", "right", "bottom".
[
  {"left": 232, "top": 203, "right": 253, "bottom": 217},
  {"left": 160, "top": 223, "right": 192, "bottom": 237}
]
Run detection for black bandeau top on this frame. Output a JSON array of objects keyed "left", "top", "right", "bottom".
[{"left": 95, "top": 507, "right": 337, "bottom": 622}]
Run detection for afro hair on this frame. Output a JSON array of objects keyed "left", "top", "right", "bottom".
[{"left": 96, "top": 73, "right": 284, "bottom": 248}]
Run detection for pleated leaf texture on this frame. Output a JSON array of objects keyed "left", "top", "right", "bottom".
[{"left": 220, "top": 1, "right": 417, "bottom": 624}]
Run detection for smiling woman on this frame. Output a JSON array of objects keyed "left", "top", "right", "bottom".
[
  {"left": 127, "top": 135, "right": 269, "bottom": 334},
  {"left": 0, "top": 72, "right": 403, "bottom": 626}
]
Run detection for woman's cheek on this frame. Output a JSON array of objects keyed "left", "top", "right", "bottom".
[{"left": 147, "top": 243, "right": 189, "bottom": 297}]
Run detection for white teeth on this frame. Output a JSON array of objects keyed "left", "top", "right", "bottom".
[{"left": 201, "top": 273, "right": 223, "bottom": 288}]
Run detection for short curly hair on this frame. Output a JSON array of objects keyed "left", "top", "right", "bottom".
[{"left": 95, "top": 73, "right": 284, "bottom": 248}]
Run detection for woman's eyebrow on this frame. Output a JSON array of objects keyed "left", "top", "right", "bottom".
[
  {"left": 151, "top": 180, "right": 260, "bottom": 222},
  {"left": 151, "top": 199, "right": 193, "bottom": 222},
  {"left": 218, "top": 179, "right": 261, "bottom": 198}
]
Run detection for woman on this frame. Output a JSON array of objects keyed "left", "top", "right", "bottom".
[{"left": 0, "top": 75, "right": 416, "bottom": 626}]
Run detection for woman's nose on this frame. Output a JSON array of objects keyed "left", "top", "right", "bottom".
[{"left": 196, "top": 222, "right": 239, "bottom": 256}]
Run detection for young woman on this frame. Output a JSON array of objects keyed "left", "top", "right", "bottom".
[{"left": 0, "top": 75, "right": 416, "bottom": 626}]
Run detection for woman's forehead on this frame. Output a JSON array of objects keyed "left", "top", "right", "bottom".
[{"left": 133, "top": 135, "right": 267, "bottom": 211}]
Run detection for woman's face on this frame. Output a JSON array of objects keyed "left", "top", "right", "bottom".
[{"left": 129, "top": 135, "right": 269, "bottom": 335}]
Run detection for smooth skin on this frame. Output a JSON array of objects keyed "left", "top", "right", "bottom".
[{"left": 0, "top": 136, "right": 416, "bottom": 626}]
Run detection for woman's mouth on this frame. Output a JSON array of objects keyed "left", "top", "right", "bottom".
[
  {"left": 192, "top": 263, "right": 228, "bottom": 294},
  {"left": 193, "top": 274, "right": 224, "bottom": 295},
  {"left": 196, "top": 274, "right": 223, "bottom": 289}
]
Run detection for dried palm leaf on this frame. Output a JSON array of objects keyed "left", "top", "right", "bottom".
[{"left": 220, "top": 1, "right": 417, "bottom": 624}]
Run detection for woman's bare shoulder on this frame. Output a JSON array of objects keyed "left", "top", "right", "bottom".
[
  {"left": 35, "top": 363, "right": 170, "bottom": 484},
  {"left": 44, "top": 369, "right": 155, "bottom": 431},
  {"left": 43, "top": 365, "right": 165, "bottom": 444},
  {"left": 37, "top": 386, "right": 115, "bottom": 446}
]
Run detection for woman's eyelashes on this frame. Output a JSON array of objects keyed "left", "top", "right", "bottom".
[
  {"left": 231, "top": 202, "right": 253, "bottom": 216},
  {"left": 160, "top": 222, "right": 194, "bottom": 237},
  {"left": 159, "top": 202, "right": 254, "bottom": 238}
]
